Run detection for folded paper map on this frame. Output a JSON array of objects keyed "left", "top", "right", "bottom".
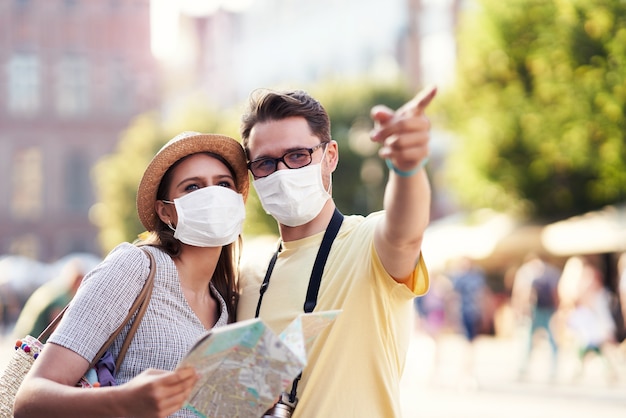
[{"left": 177, "top": 310, "right": 341, "bottom": 418}]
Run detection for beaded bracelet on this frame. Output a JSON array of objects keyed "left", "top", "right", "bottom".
[{"left": 385, "top": 157, "right": 429, "bottom": 177}]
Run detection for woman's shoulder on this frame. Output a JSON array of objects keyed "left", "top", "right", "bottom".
[
  {"left": 109, "top": 241, "right": 140, "bottom": 253},
  {"left": 83, "top": 243, "right": 155, "bottom": 288},
  {"left": 106, "top": 242, "right": 168, "bottom": 264},
  {"left": 104, "top": 242, "right": 149, "bottom": 267}
]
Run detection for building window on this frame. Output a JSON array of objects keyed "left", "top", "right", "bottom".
[
  {"left": 108, "top": 60, "right": 132, "bottom": 115},
  {"left": 7, "top": 53, "right": 40, "bottom": 115},
  {"left": 10, "top": 234, "right": 40, "bottom": 260},
  {"left": 67, "top": 236, "right": 90, "bottom": 254},
  {"left": 11, "top": 147, "right": 43, "bottom": 220},
  {"left": 55, "top": 55, "right": 90, "bottom": 117},
  {"left": 64, "top": 152, "right": 91, "bottom": 212}
]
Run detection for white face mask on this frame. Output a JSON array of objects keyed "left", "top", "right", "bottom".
[
  {"left": 167, "top": 186, "right": 245, "bottom": 247},
  {"left": 253, "top": 162, "right": 331, "bottom": 227}
]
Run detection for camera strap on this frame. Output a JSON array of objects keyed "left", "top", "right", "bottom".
[
  {"left": 255, "top": 207, "right": 344, "bottom": 317},
  {"left": 255, "top": 207, "right": 344, "bottom": 405}
]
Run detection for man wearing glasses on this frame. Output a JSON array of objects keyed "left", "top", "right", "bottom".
[{"left": 238, "top": 86, "right": 436, "bottom": 418}]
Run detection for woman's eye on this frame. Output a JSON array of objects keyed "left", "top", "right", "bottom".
[
  {"left": 184, "top": 184, "right": 201, "bottom": 192},
  {"left": 217, "top": 180, "right": 235, "bottom": 189}
]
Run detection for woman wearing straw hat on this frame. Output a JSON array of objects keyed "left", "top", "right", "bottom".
[{"left": 14, "top": 132, "right": 249, "bottom": 417}]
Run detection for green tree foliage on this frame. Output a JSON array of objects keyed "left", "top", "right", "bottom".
[{"left": 436, "top": 0, "right": 626, "bottom": 221}]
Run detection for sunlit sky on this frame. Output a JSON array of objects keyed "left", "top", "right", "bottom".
[
  {"left": 150, "top": 0, "right": 255, "bottom": 60},
  {"left": 150, "top": 0, "right": 458, "bottom": 98}
]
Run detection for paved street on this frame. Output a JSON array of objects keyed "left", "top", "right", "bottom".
[{"left": 400, "top": 331, "right": 626, "bottom": 418}]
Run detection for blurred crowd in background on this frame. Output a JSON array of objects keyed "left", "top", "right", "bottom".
[
  {"left": 0, "top": 254, "right": 101, "bottom": 339},
  {"left": 413, "top": 250, "right": 626, "bottom": 386}
]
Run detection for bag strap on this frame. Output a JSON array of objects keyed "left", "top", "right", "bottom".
[
  {"left": 100, "top": 249, "right": 155, "bottom": 370},
  {"left": 37, "top": 248, "right": 156, "bottom": 370},
  {"left": 37, "top": 305, "right": 69, "bottom": 342}
]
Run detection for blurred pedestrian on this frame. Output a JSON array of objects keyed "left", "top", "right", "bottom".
[
  {"left": 450, "top": 257, "right": 488, "bottom": 341},
  {"left": 511, "top": 252, "right": 561, "bottom": 380},
  {"left": 618, "top": 252, "right": 626, "bottom": 344},
  {"left": 567, "top": 257, "right": 618, "bottom": 383},
  {"left": 415, "top": 271, "right": 453, "bottom": 338},
  {"left": 414, "top": 271, "right": 454, "bottom": 384},
  {"left": 11, "top": 257, "right": 99, "bottom": 339},
  {"left": 449, "top": 256, "right": 488, "bottom": 388}
]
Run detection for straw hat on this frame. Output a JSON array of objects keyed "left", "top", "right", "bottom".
[{"left": 137, "top": 132, "right": 249, "bottom": 231}]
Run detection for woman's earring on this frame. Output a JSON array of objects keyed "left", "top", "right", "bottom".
[{"left": 167, "top": 221, "right": 175, "bottom": 231}]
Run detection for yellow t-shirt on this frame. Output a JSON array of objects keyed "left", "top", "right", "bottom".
[{"left": 238, "top": 212, "right": 429, "bottom": 418}]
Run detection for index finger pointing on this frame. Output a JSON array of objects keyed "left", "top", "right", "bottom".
[{"left": 398, "top": 85, "right": 437, "bottom": 116}]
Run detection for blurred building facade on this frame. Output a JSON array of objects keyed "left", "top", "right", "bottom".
[
  {"left": 0, "top": 0, "right": 160, "bottom": 261},
  {"left": 157, "top": 0, "right": 461, "bottom": 106}
]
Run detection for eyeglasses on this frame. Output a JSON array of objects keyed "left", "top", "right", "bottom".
[{"left": 247, "top": 142, "right": 327, "bottom": 178}]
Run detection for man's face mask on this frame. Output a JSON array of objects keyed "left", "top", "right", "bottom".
[{"left": 252, "top": 149, "right": 331, "bottom": 227}]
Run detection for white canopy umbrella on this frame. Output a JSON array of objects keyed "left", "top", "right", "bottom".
[
  {"left": 421, "top": 209, "right": 518, "bottom": 272},
  {"left": 541, "top": 205, "right": 626, "bottom": 256}
]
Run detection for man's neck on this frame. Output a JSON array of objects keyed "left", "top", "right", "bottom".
[{"left": 278, "top": 200, "right": 337, "bottom": 242}]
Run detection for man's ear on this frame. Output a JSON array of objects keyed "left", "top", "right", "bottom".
[{"left": 326, "top": 140, "right": 339, "bottom": 172}]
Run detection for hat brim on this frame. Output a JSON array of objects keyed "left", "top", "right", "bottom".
[{"left": 137, "top": 133, "right": 249, "bottom": 231}]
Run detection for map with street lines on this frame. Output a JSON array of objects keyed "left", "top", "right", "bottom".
[{"left": 177, "top": 310, "right": 341, "bottom": 418}]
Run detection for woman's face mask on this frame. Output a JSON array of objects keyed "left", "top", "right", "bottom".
[{"left": 166, "top": 186, "right": 245, "bottom": 247}]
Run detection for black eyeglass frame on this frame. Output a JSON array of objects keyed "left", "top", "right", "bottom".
[{"left": 247, "top": 142, "right": 328, "bottom": 178}]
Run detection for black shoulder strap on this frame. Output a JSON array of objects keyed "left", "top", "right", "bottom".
[
  {"left": 255, "top": 243, "right": 281, "bottom": 318},
  {"left": 255, "top": 208, "right": 344, "bottom": 317},
  {"left": 303, "top": 208, "right": 343, "bottom": 312}
]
